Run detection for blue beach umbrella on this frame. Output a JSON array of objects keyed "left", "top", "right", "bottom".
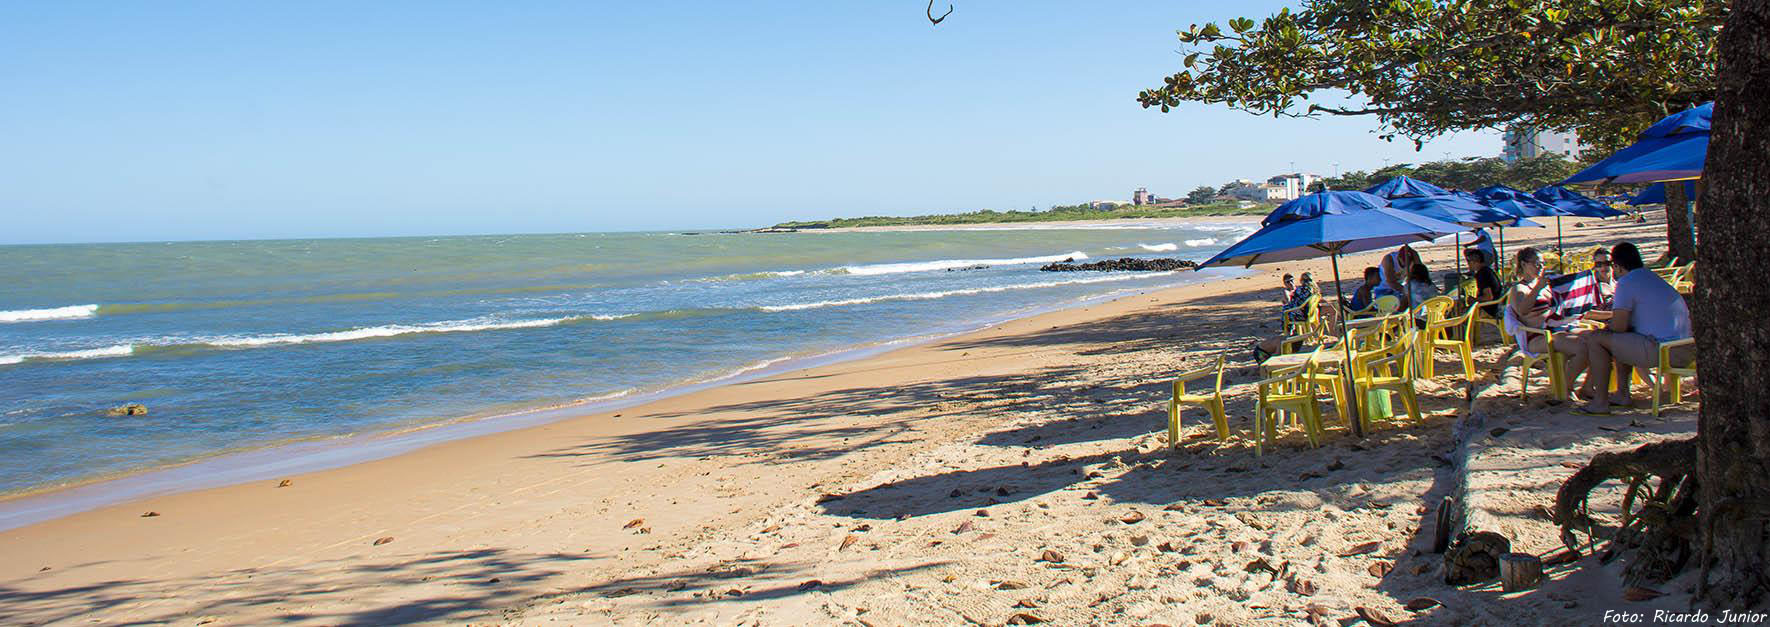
[
  {"left": 1628, "top": 181, "right": 1698, "bottom": 206},
  {"left": 1389, "top": 194, "right": 1538, "bottom": 277},
  {"left": 1471, "top": 185, "right": 1564, "bottom": 218},
  {"left": 1562, "top": 135, "right": 1707, "bottom": 185},
  {"left": 1532, "top": 186, "right": 1627, "bottom": 218},
  {"left": 1469, "top": 185, "right": 1569, "bottom": 261},
  {"left": 1200, "top": 192, "right": 1470, "bottom": 438},
  {"left": 1259, "top": 190, "right": 1390, "bottom": 225},
  {"left": 1532, "top": 185, "right": 1628, "bottom": 254},
  {"left": 1563, "top": 103, "right": 1711, "bottom": 186},
  {"left": 1364, "top": 175, "right": 1452, "bottom": 200},
  {"left": 1390, "top": 195, "right": 1539, "bottom": 228}
]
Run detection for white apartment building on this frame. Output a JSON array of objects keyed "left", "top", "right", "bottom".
[{"left": 1502, "top": 126, "right": 1586, "bottom": 162}]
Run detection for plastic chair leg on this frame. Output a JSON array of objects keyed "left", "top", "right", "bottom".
[
  {"left": 1653, "top": 377, "right": 1664, "bottom": 418},
  {"left": 1399, "top": 387, "right": 1422, "bottom": 422},
  {"left": 1210, "top": 399, "right": 1230, "bottom": 440},
  {"left": 1167, "top": 398, "right": 1181, "bottom": 449}
]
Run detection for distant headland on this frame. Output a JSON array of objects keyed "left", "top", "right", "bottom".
[{"left": 764, "top": 200, "right": 1271, "bottom": 231}]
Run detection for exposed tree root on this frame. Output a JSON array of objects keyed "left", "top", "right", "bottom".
[{"left": 1554, "top": 437, "right": 1699, "bottom": 586}]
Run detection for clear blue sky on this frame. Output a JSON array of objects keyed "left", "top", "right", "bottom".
[{"left": 0, "top": 1, "right": 1498, "bottom": 244}]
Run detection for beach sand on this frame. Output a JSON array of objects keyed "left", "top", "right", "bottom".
[{"left": 0, "top": 214, "right": 1687, "bottom": 625}]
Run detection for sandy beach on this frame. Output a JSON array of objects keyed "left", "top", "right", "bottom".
[{"left": 0, "top": 214, "right": 1689, "bottom": 625}]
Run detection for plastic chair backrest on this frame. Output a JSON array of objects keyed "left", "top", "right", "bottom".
[
  {"left": 1371, "top": 295, "right": 1401, "bottom": 315},
  {"left": 1419, "top": 296, "right": 1456, "bottom": 326}
]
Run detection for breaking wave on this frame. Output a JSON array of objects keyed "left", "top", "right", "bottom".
[
  {"left": 0, "top": 305, "right": 99, "bottom": 323},
  {"left": 759, "top": 272, "right": 1176, "bottom": 312},
  {"left": 0, "top": 314, "right": 638, "bottom": 366}
]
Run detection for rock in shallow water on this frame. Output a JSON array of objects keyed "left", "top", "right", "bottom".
[
  {"left": 1039, "top": 258, "right": 1199, "bottom": 272},
  {"left": 106, "top": 404, "right": 148, "bottom": 417}
]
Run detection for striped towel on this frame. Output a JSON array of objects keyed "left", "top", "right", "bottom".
[{"left": 1548, "top": 271, "right": 1600, "bottom": 320}]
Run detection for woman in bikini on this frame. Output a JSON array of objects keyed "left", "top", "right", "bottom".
[{"left": 1506, "top": 247, "right": 1558, "bottom": 356}]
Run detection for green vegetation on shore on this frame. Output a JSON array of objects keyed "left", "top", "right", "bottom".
[{"left": 769, "top": 201, "right": 1269, "bottom": 230}]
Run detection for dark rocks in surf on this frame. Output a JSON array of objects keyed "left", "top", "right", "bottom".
[
  {"left": 1040, "top": 258, "right": 1198, "bottom": 272},
  {"left": 107, "top": 403, "right": 148, "bottom": 417}
]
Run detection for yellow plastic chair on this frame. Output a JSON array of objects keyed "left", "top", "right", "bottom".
[
  {"left": 1344, "top": 294, "right": 1401, "bottom": 321},
  {"left": 1466, "top": 295, "right": 1510, "bottom": 347},
  {"left": 1345, "top": 316, "right": 1392, "bottom": 352},
  {"left": 1653, "top": 338, "right": 1697, "bottom": 417},
  {"left": 1299, "top": 350, "right": 1351, "bottom": 426},
  {"left": 1417, "top": 296, "right": 1475, "bottom": 382},
  {"left": 1282, "top": 293, "right": 1322, "bottom": 338},
  {"left": 1350, "top": 329, "right": 1422, "bottom": 431},
  {"left": 1168, "top": 354, "right": 1229, "bottom": 445},
  {"left": 1511, "top": 321, "right": 1567, "bottom": 402},
  {"left": 1274, "top": 331, "right": 1321, "bottom": 356},
  {"left": 1252, "top": 347, "right": 1326, "bottom": 455},
  {"left": 1670, "top": 262, "right": 1695, "bottom": 294}
]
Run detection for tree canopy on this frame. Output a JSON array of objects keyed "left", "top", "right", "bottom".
[{"left": 1136, "top": 0, "right": 1725, "bottom": 153}]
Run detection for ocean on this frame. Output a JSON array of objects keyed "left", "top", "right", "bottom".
[{"left": 0, "top": 222, "right": 1253, "bottom": 501}]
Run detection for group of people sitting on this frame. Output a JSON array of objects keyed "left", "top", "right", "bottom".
[
  {"left": 1256, "top": 238, "right": 1694, "bottom": 414},
  {"left": 1507, "top": 241, "right": 1692, "bottom": 414}
]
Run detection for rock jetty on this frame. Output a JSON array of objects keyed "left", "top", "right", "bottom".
[{"left": 1040, "top": 257, "right": 1198, "bottom": 272}]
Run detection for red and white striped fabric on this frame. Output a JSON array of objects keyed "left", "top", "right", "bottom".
[{"left": 1548, "top": 271, "right": 1600, "bottom": 322}]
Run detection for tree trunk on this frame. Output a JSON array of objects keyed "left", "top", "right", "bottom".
[
  {"left": 1665, "top": 181, "right": 1697, "bottom": 263},
  {"left": 1695, "top": 0, "right": 1770, "bottom": 609}
]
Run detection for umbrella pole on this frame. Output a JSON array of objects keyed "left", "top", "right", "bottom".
[
  {"left": 1331, "top": 254, "right": 1364, "bottom": 440},
  {"left": 1556, "top": 216, "right": 1564, "bottom": 258},
  {"left": 1455, "top": 233, "right": 1463, "bottom": 283},
  {"left": 1497, "top": 227, "right": 1506, "bottom": 272}
]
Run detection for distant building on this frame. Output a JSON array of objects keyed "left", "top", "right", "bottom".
[
  {"left": 1132, "top": 187, "right": 1150, "bottom": 206},
  {"left": 1088, "top": 200, "right": 1126, "bottom": 211},
  {"left": 1230, "top": 173, "right": 1321, "bottom": 202},
  {"left": 1503, "top": 126, "right": 1585, "bottom": 162}
]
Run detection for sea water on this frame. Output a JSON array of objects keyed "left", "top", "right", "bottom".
[{"left": 0, "top": 223, "right": 1254, "bottom": 498}]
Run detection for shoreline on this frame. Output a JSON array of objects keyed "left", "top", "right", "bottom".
[
  {"left": 0, "top": 262, "right": 1250, "bottom": 531},
  {"left": 0, "top": 216, "right": 1666, "bottom": 625}
]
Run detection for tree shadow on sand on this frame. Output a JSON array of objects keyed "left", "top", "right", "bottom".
[{"left": 0, "top": 548, "right": 596, "bottom": 626}]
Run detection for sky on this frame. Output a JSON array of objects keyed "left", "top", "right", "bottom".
[{"left": 0, "top": 1, "right": 1500, "bottom": 244}]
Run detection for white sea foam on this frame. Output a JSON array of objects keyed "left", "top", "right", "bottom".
[
  {"left": 1183, "top": 238, "right": 1218, "bottom": 247},
  {"left": 198, "top": 316, "right": 584, "bottom": 348},
  {"left": 0, "top": 304, "right": 100, "bottom": 323},
  {"left": 0, "top": 344, "right": 135, "bottom": 365},
  {"left": 759, "top": 272, "right": 1176, "bottom": 312},
  {"left": 707, "top": 356, "right": 794, "bottom": 381},
  {"left": 0, "top": 314, "right": 637, "bottom": 366},
  {"left": 578, "top": 388, "right": 636, "bottom": 403},
  {"left": 838, "top": 251, "right": 1088, "bottom": 276},
  {"left": 1137, "top": 243, "right": 1179, "bottom": 252}
]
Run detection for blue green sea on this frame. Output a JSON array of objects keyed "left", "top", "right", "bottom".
[{"left": 0, "top": 223, "right": 1253, "bottom": 514}]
